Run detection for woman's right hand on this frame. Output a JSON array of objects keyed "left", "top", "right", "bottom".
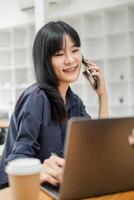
[{"left": 40, "top": 155, "right": 65, "bottom": 186}]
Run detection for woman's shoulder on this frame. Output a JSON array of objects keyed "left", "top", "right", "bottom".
[
  {"left": 17, "top": 83, "right": 49, "bottom": 105},
  {"left": 24, "top": 83, "right": 47, "bottom": 98},
  {"left": 14, "top": 83, "right": 50, "bottom": 119}
]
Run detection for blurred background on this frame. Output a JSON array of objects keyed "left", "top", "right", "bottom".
[{"left": 0, "top": 0, "right": 134, "bottom": 121}]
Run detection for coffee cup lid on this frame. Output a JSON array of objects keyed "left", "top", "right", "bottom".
[{"left": 5, "top": 158, "right": 42, "bottom": 176}]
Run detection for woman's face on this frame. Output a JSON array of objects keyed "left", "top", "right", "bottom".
[{"left": 51, "top": 34, "right": 82, "bottom": 86}]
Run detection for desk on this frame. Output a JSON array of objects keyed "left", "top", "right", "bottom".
[
  {"left": 1, "top": 187, "right": 134, "bottom": 200},
  {"left": 0, "top": 120, "right": 9, "bottom": 128}
]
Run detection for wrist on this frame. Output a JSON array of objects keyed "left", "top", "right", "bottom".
[
  {"left": 98, "top": 93, "right": 108, "bottom": 118},
  {"left": 99, "top": 93, "right": 108, "bottom": 101}
]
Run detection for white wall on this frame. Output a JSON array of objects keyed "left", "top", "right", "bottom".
[
  {"left": 49, "top": 0, "right": 134, "bottom": 19},
  {"left": 0, "top": 0, "right": 133, "bottom": 29},
  {"left": 0, "top": 0, "right": 34, "bottom": 28}
]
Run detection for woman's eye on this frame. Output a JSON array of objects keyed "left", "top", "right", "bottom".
[
  {"left": 54, "top": 53, "right": 64, "bottom": 56},
  {"left": 72, "top": 49, "right": 79, "bottom": 53}
]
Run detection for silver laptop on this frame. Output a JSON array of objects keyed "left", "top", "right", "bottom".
[{"left": 40, "top": 117, "right": 134, "bottom": 200}]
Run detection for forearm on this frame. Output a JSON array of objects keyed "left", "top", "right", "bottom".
[{"left": 98, "top": 94, "right": 108, "bottom": 118}]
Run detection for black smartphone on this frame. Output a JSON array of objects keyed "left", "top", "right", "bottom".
[{"left": 82, "top": 55, "right": 98, "bottom": 90}]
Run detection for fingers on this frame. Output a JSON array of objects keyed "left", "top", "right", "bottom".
[
  {"left": 89, "top": 62, "right": 100, "bottom": 72},
  {"left": 51, "top": 155, "right": 65, "bottom": 167},
  {"left": 40, "top": 171, "right": 59, "bottom": 186},
  {"left": 85, "top": 59, "right": 107, "bottom": 96},
  {"left": 41, "top": 155, "right": 65, "bottom": 186},
  {"left": 91, "top": 71, "right": 101, "bottom": 78},
  {"left": 44, "top": 155, "right": 65, "bottom": 169},
  {"left": 89, "top": 63, "right": 104, "bottom": 82},
  {"left": 44, "top": 161, "right": 63, "bottom": 183}
]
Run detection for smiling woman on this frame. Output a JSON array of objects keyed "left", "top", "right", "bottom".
[
  {"left": 33, "top": 21, "right": 83, "bottom": 122},
  {"left": 0, "top": 21, "right": 108, "bottom": 189}
]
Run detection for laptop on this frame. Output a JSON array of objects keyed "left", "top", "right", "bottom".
[{"left": 40, "top": 117, "right": 134, "bottom": 200}]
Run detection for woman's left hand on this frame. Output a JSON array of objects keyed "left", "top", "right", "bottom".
[
  {"left": 88, "top": 61, "right": 108, "bottom": 118},
  {"left": 88, "top": 62, "right": 107, "bottom": 97}
]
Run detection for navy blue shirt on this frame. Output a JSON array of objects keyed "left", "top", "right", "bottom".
[{"left": 0, "top": 83, "right": 90, "bottom": 188}]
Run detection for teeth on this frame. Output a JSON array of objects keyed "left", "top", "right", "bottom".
[{"left": 63, "top": 66, "right": 77, "bottom": 72}]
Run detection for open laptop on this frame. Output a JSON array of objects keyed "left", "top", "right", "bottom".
[{"left": 40, "top": 117, "right": 134, "bottom": 200}]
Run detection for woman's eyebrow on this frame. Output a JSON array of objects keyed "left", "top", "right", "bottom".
[
  {"left": 71, "top": 44, "right": 79, "bottom": 48},
  {"left": 61, "top": 44, "right": 78, "bottom": 50}
]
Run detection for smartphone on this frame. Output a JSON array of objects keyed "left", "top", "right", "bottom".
[{"left": 82, "top": 55, "right": 98, "bottom": 89}]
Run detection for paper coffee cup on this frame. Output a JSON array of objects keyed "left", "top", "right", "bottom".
[{"left": 6, "top": 158, "right": 42, "bottom": 200}]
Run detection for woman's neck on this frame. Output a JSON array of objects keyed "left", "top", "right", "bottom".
[{"left": 58, "top": 83, "right": 69, "bottom": 104}]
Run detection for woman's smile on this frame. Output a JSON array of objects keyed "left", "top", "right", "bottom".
[{"left": 62, "top": 65, "right": 78, "bottom": 74}]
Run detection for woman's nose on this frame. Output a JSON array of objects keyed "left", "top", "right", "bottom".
[{"left": 64, "top": 53, "right": 75, "bottom": 65}]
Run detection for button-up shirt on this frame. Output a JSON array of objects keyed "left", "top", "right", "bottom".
[{"left": 0, "top": 83, "right": 90, "bottom": 188}]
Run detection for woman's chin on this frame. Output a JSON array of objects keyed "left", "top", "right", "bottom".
[
  {"left": 64, "top": 76, "right": 79, "bottom": 84},
  {"left": 65, "top": 72, "right": 80, "bottom": 83}
]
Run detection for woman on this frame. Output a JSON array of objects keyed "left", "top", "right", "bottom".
[{"left": 0, "top": 21, "right": 108, "bottom": 189}]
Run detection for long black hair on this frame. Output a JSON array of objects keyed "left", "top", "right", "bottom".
[{"left": 33, "top": 21, "right": 81, "bottom": 122}]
